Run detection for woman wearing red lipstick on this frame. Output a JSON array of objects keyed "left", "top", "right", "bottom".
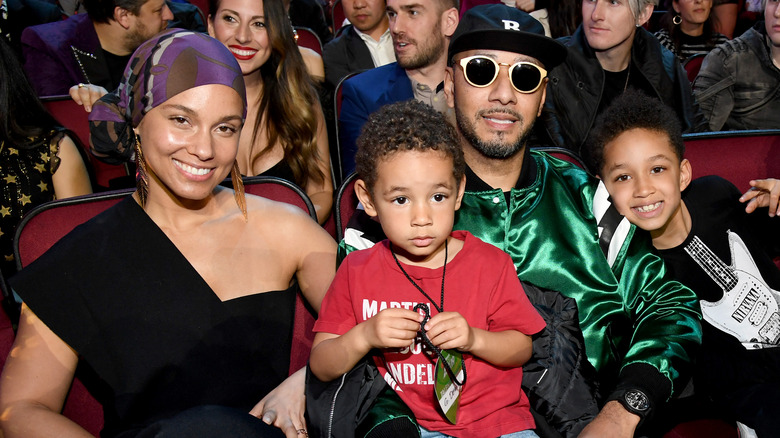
[
  {"left": 208, "top": 0, "right": 333, "bottom": 224},
  {"left": 654, "top": 0, "right": 728, "bottom": 62}
]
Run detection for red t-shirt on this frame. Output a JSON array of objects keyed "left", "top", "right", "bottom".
[{"left": 315, "top": 231, "right": 546, "bottom": 437}]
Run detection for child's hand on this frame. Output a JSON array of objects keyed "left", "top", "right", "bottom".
[
  {"left": 363, "top": 308, "right": 422, "bottom": 350},
  {"left": 740, "top": 178, "right": 780, "bottom": 216},
  {"left": 423, "top": 312, "right": 475, "bottom": 352}
]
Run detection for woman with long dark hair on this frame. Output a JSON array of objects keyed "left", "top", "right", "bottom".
[{"left": 208, "top": 0, "right": 333, "bottom": 223}]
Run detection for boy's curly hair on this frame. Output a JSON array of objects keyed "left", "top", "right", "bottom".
[
  {"left": 355, "top": 100, "right": 465, "bottom": 192},
  {"left": 586, "top": 90, "right": 684, "bottom": 174}
]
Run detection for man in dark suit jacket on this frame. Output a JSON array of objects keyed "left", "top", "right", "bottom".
[
  {"left": 21, "top": 0, "right": 203, "bottom": 96},
  {"left": 323, "top": 0, "right": 392, "bottom": 89},
  {"left": 337, "top": 0, "right": 458, "bottom": 175}
]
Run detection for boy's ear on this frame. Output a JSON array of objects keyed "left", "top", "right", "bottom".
[
  {"left": 679, "top": 158, "right": 692, "bottom": 192},
  {"left": 355, "top": 179, "right": 378, "bottom": 218},
  {"left": 454, "top": 174, "right": 466, "bottom": 210}
]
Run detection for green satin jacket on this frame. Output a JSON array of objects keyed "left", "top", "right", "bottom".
[{"left": 339, "top": 150, "right": 702, "bottom": 407}]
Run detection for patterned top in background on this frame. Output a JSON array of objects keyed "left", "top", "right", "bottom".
[
  {"left": 655, "top": 28, "right": 730, "bottom": 63},
  {"left": 0, "top": 129, "right": 65, "bottom": 277}
]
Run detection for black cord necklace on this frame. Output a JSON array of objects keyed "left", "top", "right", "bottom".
[
  {"left": 390, "top": 240, "right": 466, "bottom": 386},
  {"left": 390, "top": 240, "right": 447, "bottom": 313}
]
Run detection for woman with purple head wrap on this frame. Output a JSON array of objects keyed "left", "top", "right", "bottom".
[{"left": 0, "top": 30, "right": 336, "bottom": 438}]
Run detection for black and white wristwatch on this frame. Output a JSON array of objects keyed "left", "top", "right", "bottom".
[{"left": 616, "top": 389, "right": 650, "bottom": 417}]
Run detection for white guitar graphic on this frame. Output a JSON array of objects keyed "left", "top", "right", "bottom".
[{"left": 684, "top": 231, "right": 780, "bottom": 350}]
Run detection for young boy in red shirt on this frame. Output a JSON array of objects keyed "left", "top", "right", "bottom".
[{"left": 310, "top": 100, "right": 545, "bottom": 438}]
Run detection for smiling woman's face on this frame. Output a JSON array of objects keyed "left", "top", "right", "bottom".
[
  {"left": 137, "top": 84, "right": 244, "bottom": 203},
  {"left": 208, "top": 0, "right": 272, "bottom": 77}
]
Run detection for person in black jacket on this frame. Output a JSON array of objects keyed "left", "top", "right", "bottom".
[{"left": 538, "top": 0, "right": 707, "bottom": 168}]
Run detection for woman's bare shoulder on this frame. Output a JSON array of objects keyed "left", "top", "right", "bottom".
[{"left": 243, "top": 192, "right": 323, "bottom": 231}]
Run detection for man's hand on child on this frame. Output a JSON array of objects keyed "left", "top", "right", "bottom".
[
  {"left": 740, "top": 178, "right": 780, "bottom": 216},
  {"left": 364, "top": 308, "right": 422, "bottom": 349},
  {"left": 423, "top": 312, "right": 475, "bottom": 352}
]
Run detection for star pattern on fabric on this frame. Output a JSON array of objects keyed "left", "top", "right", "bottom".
[
  {"left": 34, "top": 163, "right": 46, "bottom": 173},
  {"left": 3, "top": 174, "right": 16, "bottom": 184},
  {"left": 4, "top": 254, "right": 13, "bottom": 262},
  {"left": 38, "top": 181, "right": 49, "bottom": 192},
  {"left": 8, "top": 148, "right": 18, "bottom": 155},
  {"left": 19, "top": 194, "right": 31, "bottom": 206},
  {"left": 0, "top": 206, "right": 9, "bottom": 217},
  {"left": 40, "top": 152, "right": 48, "bottom": 162}
]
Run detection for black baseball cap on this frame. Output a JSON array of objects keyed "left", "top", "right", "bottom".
[{"left": 448, "top": 4, "right": 567, "bottom": 69}]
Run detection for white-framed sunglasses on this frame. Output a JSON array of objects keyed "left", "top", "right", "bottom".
[{"left": 456, "top": 55, "right": 547, "bottom": 94}]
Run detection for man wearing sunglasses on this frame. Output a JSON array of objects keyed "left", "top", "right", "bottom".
[
  {"left": 340, "top": 5, "right": 702, "bottom": 437},
  {"left": 443, "top": 5, "right": 701, "bottom": 437}
]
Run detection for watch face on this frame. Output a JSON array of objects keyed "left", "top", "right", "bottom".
[{"left": 625, "top": 390, "right": 649, "bottom": 411}]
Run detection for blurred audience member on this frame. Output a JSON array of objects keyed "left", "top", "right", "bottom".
[
  {"left": 655, "top": 0, "right": 729, "bottom": 62},
  {"left": 540, "top": 0, "right": 706, "bottom": 164},
  {"left": 322, "top": 0, "right": 394, "bottom": 89},
  {"left": 712, "top": 0, "right": 738, "bottom": 38},
  {"left": 21, "top": 0, "right": 183, "bottom": 96},
  {"left": 1, "top": 0, "right": 60, "bottom": 59},
  {"left": 287, "top": 0, "right": 332, "bottom": 44},
  {"left": 693, "top": 0, "right": 780, "bottom": 131},
  {"left": 545, "top": 0, "right": 582, "bottom": 38}
]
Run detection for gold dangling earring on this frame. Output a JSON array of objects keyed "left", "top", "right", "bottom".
[
  {"left": 231, "top": 160, "right": 247, "bottom": 220},
  {"left": 135, "top": 132, "right": 149, "bottom": 207},
  {"left": 673, "top": 14, "right": 682, "bottom": 25}
]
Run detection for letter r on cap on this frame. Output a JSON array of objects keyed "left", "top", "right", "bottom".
[{"left": 503, "top": 19, "right": 519, "bottom": 30}]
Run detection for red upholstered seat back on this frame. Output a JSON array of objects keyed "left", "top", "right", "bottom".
[
  {"left": 41, "top": 96, "right": 132, "bottom": 191},
  {"left": 683, "top": 54, "right": 706, "bottom": 84},
  {"left": 682, "top": 130, "right": 780, "bottom": 192},
  {"left": 335, "top": 172, "right": 359, "bottom": 242},
  {"left": 331, "top": 0, "right": 346, "bottom": 35},
  {"left": 294, "top": 26, "right": 323, "bottom": 55}
]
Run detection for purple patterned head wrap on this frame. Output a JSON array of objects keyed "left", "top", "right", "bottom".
[{"left": 89, "top": 29, "right": 246, "bottom": 164}]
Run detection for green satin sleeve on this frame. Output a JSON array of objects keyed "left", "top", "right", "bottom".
[{"left": 612, "top": 228, "right": 702, "bottom": 399}]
